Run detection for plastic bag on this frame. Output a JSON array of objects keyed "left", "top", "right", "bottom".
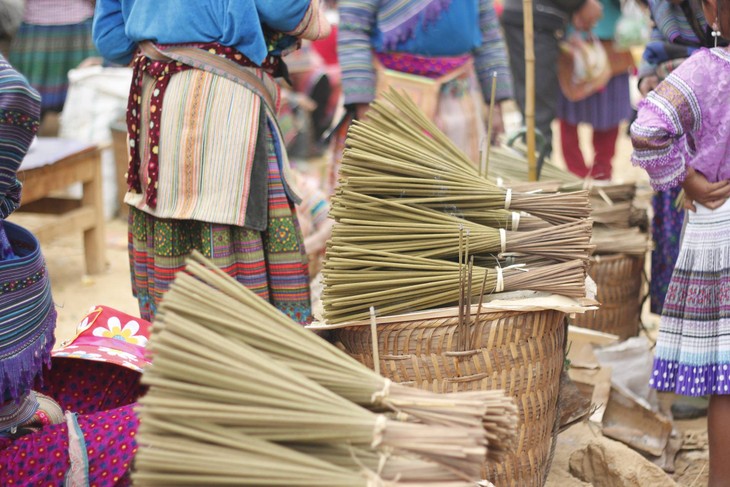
[{"left": 615, "top": 0, "right": 651, "bottom": 49}]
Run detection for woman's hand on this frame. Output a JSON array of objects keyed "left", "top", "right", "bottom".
[
  {"left": 639, "top": 75, "right": 659, "bottom": 97},
  {"left": 682, "top": 167, "right": 730, "bottom": 211}
]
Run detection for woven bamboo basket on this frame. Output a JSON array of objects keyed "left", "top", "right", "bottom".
[
  {"left": 334, "top": 308, "right": 567, "bottom": 487},
  {"left": 573, "top": 253, "right": 644, "bottom": 340}
]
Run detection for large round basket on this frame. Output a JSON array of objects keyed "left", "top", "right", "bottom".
[
  {"left": 334, "top": 308, "right": 567, "bottom": 487},
  {"left": 572, "top": 253, "right": 644, "bottom": 340}
]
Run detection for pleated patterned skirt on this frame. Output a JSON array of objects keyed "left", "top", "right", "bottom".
[
  {"left": 9, "top": 18, "right": 97, "bottom": 113},
  {"left": 651, "top": 199, "right": 730, "bottom": 396},
  {"left": 128, "top": 129, "right": 312, "bottom": 325}
]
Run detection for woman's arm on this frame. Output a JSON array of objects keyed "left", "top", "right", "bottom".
[
  {"left": 92, "top": 0, "right": 136, "bottom": 65},
  {"left": 474, "top": 0, "right": 514, "bottom": 103},
  {"left": 256, "top": 0, "right": 331, "bottom": 40},
  {"left": 338, "top": 0, "right": 378, "bottom": 106},
  {"left": 630, "top": 75, "right": 699, "bottom": 190}
]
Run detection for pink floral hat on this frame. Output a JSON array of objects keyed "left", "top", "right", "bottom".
[{"left": 52, "top": 306, "right": 151, "bottom": 373}]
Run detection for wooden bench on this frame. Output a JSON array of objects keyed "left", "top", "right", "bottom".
[{"left": 11, "top": 138, "right": 106, "bottom": 275}]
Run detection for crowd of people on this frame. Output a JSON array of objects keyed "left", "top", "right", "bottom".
[{"left": 0, "top": 0, "right": 728, "bottom": 484}]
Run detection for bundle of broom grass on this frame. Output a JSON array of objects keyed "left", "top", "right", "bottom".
[
  {"left": 592, "top": 227, "right": 653, "bottom": 255},
  {"left": 138, "top": 310, "right": 488, "bottom": 483},
  {"left": 338, "top": 90, "right": 592, "bottom": 226},
  {"left": 330, "top": 190, "right": 593, "bottom": 262},
  {"left": 319, "top": 89, "right": 593, "bottom": 324},
  {"left": 340, "top": 153, "right": 591, "bottom": 226},
  {"left": 155, "top": 254, "right": 518, "bottom": 449},
  {"left": 134, "top": 253, "right": 519, "bottom": 484},
  {"left": 323, "top": 244, "right": 588, "bottom": 323},
  {"left": 135, "top": 416, "right": 476, "bottom": 486}
]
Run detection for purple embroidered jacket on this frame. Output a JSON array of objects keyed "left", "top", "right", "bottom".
[{"left": 631, "top": 48, "right": 730, "bottom": 190}]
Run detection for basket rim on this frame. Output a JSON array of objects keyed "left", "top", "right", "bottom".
[{"left": 310, "top": 303, "right": 579, "bottom": 330}]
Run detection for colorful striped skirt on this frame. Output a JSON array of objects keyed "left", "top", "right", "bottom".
[
  {"left": 650, "top": 199, "right": 730, "bottom": 396},
  {"left": 128, "top": 132, "right": 312, "bottom": 325},
  {"left": 9, "top": 18, "right": 97, "bottom": 113},
  {"left": 556, "top": 73, "right": 632, "bottom": 131}
]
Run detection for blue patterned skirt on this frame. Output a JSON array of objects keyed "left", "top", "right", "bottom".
[
  {"left": 650, "top": 199, "right": 730, "bottom": 396},
  {"left": 557, "top": 73, "right": 632, "bottom": 131}
]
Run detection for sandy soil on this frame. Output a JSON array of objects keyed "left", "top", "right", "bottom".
[{"left": 23, "top": 117, "right": 706, "bottom": 485}]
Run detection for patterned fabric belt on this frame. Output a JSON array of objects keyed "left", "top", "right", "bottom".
[
  {"left": 375, "top": 51, "right": 471, "bottom": 79},
  {"left": 126, "top": 42, "right": 280, "bottom": 209}
]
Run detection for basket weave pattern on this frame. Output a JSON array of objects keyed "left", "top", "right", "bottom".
[
  {"left": 573, "top": 253, "right": 644, "bottom": 340},
  {"left": 336, "top": 309, "right": 566, "bottom": 486}
]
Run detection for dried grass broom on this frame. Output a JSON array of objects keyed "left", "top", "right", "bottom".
[
  {"left": 336, "top": 90, "right": 592, "bottom": 226},
  {"left": 140, "top": 309, "right": 488, "bottom": 478},
  {"left": 338, "top": 151, "right": 591, "bottom": 226},
  {"left": 322, "top": 245, "right": 588, "bottom": 323},
  {"left": 153, "top": 253, "right": 519, "bottom": 462},
  {"left": 134, "top": 415, "right": 475, "bottom": 486},
  {"left": 592, "top": 227, "right": 652, "bottom": 255},
  {"left": 329, "top": 190, "right": 594, "bottom": 261}
]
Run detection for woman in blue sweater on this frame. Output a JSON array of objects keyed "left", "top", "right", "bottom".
[{"left": 93, "top": 0, "right": 331, "bottom": 324}]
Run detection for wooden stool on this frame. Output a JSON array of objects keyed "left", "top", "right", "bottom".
[{"left": 12, "top": 138, "right": 107, "bottom": 275}]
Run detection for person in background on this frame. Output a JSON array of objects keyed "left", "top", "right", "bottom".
[
  {"left": 9, "top": 0, "right": 97, "bottom": 123},
  {"left": 630, "top": 0, "right": 730, "bottom": 480},
  {"left": 557, "top": 0, "right": 633, "bottom": 181},
  {"left": 501, "top": 0, "right": 603, "bottom": 155},
  {"left": 330, "top": 0, "right": 513, "bottom": 192},
  {"left": 0, "top": 57, "right": 140, "bottom": 486},
  {"left": 638, "top": 0, "right": 723, "bottom": 316},
  {"left": 93, "top": 0, "right": 331, "bottom": 324}
]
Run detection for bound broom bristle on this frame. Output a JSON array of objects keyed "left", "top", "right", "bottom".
[
  {"left": 329, "top": 190, "right": 594, "bottom": 261},
  {"left": 135, "top": 415, "right": 477, "bottom": 486},
  {"left": 338, "top": 160, "right": 592, "bottom": 226},
  {"left": 140, "top": 308, "right": 488, "bottom": 479},
  {"left": 322, "top": 246, "right": 587, "bottom": 323},
  {"left": 151, "top": 252, "right": 519, "bottom": 463},
  {"left": 336, "top": 89, "right": 593, "bottom": 226},
  {"left": 592, "top": 227, "right": 652, "bottom": 255}
]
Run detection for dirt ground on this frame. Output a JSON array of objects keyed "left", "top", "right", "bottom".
[{"left": 22, "top": 117, "right": 707, "bottom": 486}]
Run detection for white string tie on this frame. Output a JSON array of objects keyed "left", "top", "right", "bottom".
[
  {"left": 371, "top": 415, "right": 388, "bottom": 449},
  {"left": 511, "top": 212, "right": 520, "bottom": 231},
  {"left": 371, "top": 378, "right": 392, "bottom": 405},
  {"left": 495, "top": 267, "right": 504, "bottom": 293}
]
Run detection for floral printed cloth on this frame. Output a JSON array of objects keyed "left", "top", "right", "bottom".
[
  {"left": 53, "top": 306, "right": 151, "bottom": 373},
  {"left": 0, "top": 306, "right": 149, "bottom": 485}
]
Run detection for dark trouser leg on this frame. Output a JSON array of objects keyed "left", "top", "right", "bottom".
[{"left": 501, "top": 21, "right": 561, "bottom": 154}]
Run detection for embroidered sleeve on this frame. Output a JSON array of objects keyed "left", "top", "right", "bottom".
[
  {"left": 630, "top": 73, "right": 701, "bottom": 190},
  {"left": 338, "top": 0, "right": 379, "bottom": 105},
  {"left": 473, "top": 0, "right": 514, "bottom": 102}
]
